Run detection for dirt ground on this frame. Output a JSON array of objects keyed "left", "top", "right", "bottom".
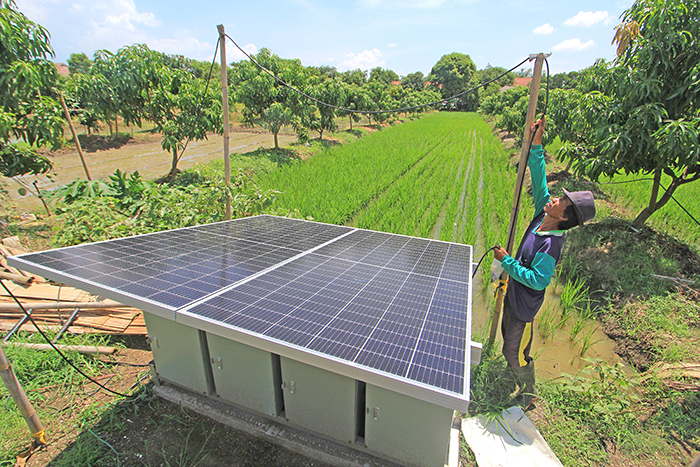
[
  {"left": 6, "top": 122, "right": 698, "bottom": 467},
  {"left": 1, "top": 123, "right": 299, "bottom": 214}
]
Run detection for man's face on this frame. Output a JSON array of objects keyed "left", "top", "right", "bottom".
[{"left": 544, "top": 196, "right": 572, "bottom": 220}]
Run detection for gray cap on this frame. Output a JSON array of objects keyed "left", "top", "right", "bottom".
[{"left": 563, "top": 189, "right": 596, "bottom": 227}]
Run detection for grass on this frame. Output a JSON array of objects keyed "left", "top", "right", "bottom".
[
  {"left": 0, "top": 331, "right": 135, "bottom": 466},
  {"left": 3, "top": 111, "right": 700, "bottom": 466}
]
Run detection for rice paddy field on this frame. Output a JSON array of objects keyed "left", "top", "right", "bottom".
[{"left": 259, "top": 112, "right": 534, "bottom": 264}]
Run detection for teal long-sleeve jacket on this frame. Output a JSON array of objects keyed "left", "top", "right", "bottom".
[{"left": 500, "top": 145, "right": 566, "bottom": 322}]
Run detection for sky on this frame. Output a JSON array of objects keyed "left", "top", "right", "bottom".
[{"left": 16, "top": 0, "right": 634, "bottom": 77}]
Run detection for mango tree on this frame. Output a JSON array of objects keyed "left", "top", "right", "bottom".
[
  {"left": 233, "top": 49, "right": 308, "bottom": 146},
  {"left": 0, "top": 0, "right": 64, "bottom": 179},
  {"left": 553, "top": 0, "right": 700, "bottom": 226}
]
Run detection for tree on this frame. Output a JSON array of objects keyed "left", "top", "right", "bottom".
[
  {"left": 0, "top": 0, "right": 64, "bottom": 178},
  {"left": 477, "top": 65, "right": 514, "bottom": 101},
  {"left": 428, "top": 52, "right": 477, "bottom": 106},
  {"left": 67, "top": 52, "right": 92, "bottom": 75},
  {"left": 336, "top": 84, "right": 365, "bottom": 130},
  {"left": 232, "top": 48, "right": 310, "bottom": 145},
  {"left": 401, "top": 71, "right": 425, "bottom": 92},
  {"left": 554, "top": 0, "right": 700, "bottom": 226},
  {"left": 368, "top": 67, "right": 399, "bottom": 87},
  {"left": 340, "top": 69, "right": 367, "bottom": 87}
]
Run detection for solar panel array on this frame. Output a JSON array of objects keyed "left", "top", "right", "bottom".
[{"left": 11, "top": 215, "right": 472, "bottom": 400}]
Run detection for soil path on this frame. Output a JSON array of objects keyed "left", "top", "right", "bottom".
[{"left": 2, "top": 127, "right": 297, "bottom": 213}]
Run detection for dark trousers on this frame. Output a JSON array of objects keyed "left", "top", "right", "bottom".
[{"left": 501, "top": 300, "right": 534, "bottom": 369}]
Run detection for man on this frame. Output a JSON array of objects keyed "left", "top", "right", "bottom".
[{"left": 493, "top": 116, "right": 596, "bottom": 409}]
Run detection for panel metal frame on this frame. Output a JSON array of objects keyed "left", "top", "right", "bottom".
[{"left": 8, "top": 215, "right": 474, "bottom": 411}]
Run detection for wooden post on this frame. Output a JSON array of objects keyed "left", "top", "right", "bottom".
[
  {"left": 59, "top": 92, "right": 91, "bottom": 181},
  {"left": 218, "top": 24, "right": 232, "bottom": 221},
  {"left": 488, "top": 53, "right": 546, "bottom": 342},
  {"left": 0, "top": 346, "right": 46, "bottom": 445}
]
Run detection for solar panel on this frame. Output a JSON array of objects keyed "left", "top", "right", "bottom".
[{"left": 9, "top": 215, "right": 473, "bottom": 409}]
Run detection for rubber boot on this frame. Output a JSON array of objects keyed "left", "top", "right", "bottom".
[{"left": 513, "top": 360, "right": 538, "bottom": 409}]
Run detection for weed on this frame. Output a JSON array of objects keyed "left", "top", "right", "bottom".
[{"left": 541, "top": 359, "right": 642, "bottom": 449}]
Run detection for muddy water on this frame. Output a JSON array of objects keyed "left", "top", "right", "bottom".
[{"left": 471, "top": 278, "right": 623, "bottom": 380}]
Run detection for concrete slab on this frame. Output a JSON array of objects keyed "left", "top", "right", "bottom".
[
  {"left": 154, "top": 382, "right": 462, "bottom": 467},
  {"left": 461, "top": 406, "right": 563, "bottom": 467}
]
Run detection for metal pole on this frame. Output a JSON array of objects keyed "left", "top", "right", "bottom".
[
  {"left": 217, "top": 24, "right": 232, "bottom": 221},
  {"left": 59, "top": 92, "right": 91, "bottom": 181},
  {"left": 488, "top": 53, "right": 546, "bottom": 341},
  {"left": 0, "top": 345, "right": 46, "bottom": 445}
]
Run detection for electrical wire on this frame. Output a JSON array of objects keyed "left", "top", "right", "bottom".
[
  {"left": 599, "top": 178, "right": 700, "bottom": 228},
  {"left": 225, "top": 33, "right": 531, "bottom": 115},
  {"left": 175, "top": 36, "right": 221, "bottom": 167},
  {"left": 472, "top": 246, "right": 497, "bottom": 279},
  {"left": 0, "top": 279, "right": 133, "bottom": 399}
]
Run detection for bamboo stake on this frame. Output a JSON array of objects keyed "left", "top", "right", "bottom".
[
  {"left": 0, "top": 346, "right": 46, "bottom": 445},
  {"left": 59, "top": 92, "right": 91, "bottom": 181},
  {"left": 488, "top": 53, "right": 546, "bottom": 342},
  {"left": 0, "top": 301, "right": 126, "bottom": 311},
  {"left": 0, "top": 272, "right": 33, "bottom": 285},
  {"left": 3, "top": 342, "right": 117, "bottom": 355},
  {"left": 218, "top": 24, "right": 232, "bottom": 220}
]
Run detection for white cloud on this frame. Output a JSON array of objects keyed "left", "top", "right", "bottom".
[
  {"left": 533, "top": 23, "right": 555, "bottom": 35},
  {"left": 552, "top": 38, "right": 595, "bottom": 52},
  {"left": 387, "top": 42, "right": 398, "bottom": 47},
  {"left": 564, "top": 11, "right": 612, "bottom": 27},
  {"left": 149, "top": 36, "right": 220, "bottom": 61},
  {"left": 337, "top": 48, "right": 385, "bottom": 71}
]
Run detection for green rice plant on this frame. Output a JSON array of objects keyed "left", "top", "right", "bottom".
[
  {"left": 569, "top": 303, "right": 595, "bottom": 342},
  {"left": 559, "top": 278, "right": 588, "bottom": 318},
  {"left": 575, "top": 322, "right": 603, "bottom": 357},
  {"left": 536, "top": 303, "right": 558, "bottom": 340}
]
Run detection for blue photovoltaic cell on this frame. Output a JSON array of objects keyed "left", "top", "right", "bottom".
[
  {"left": 11, "top": 215, "right": 472, "bottom": 397},
  {"left": 183, "top": 224, "right": 472, "bottom": 395},
  {"left": 13, "top": 216, "right": 352, "bottom": 310}
]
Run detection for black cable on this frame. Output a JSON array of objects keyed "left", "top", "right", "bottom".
[
  {"left": 472, "top": 246, "right": 497, "bottom": 279},
  {"left": 225, "top": 33, "right": 530, "bottom": 116},
  {"left": 1, "top": 279, "right": 133, "bottom": 399},
  {"left": 174, "top": 36, "right": 221, "bottom": 168},
  {"left": 600, "top": 178, "right": 700, "bottom": 228}
]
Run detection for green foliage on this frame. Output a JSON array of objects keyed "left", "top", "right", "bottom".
[
  {"left": 401, "top": 71, "right": 425, "bottom": 92},
  {"left": 551, "top": 0, "right": 700, "bottom": 226},
  {"left": 67, "top": 52, "right": 92, "bottom": 75},
  {"left": 368, "top": 67, "right": 399, "bottom": 87},
  {"left": 542, "top": 359, "right": 642, "bottom": 447},
  {"left": 0, "top": 0, "right": 64, "bottom": 177},
  {"left": 428, "top": 52, "right": 477, "bottom": 103},
  {"left": 50, "top": 168, "right": 275, "bottom": 247}
]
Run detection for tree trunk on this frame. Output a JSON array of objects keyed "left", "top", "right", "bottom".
[
  {"left": 169, "top": 147, "right": 179, "bottom": 177},
  {"left": 319, "top": 129, "right": 323, "bottom": 140},
  {"left": 564, "top": 158, "right": 573, "bottom": 173},
  {"left": 115, "top": 118, "right": 118, "bottom": 135},
  {"left": 274, "top": 131, "right": 279, "bottom": 149},
  {"left": 349, "top": 117, "right": 353, "bottom": 130},
  {"left": 108, "top": 120, "right": 113, "bottom": 136}
]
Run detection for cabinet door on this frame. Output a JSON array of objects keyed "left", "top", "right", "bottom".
[
  {"left": 365, "top": 384, "right": 453, "bottom": 467},
  {"left": 280, "top": 357, "right": 357, "bottom": 444}
]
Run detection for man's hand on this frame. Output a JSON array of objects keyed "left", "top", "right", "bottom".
[
  {"left": 532, "top": 116, "right": 545, "bottom": 146},
  {"left": 493, "top": 245, "right": 508, "bottom": 261}
]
